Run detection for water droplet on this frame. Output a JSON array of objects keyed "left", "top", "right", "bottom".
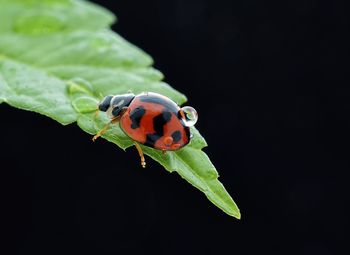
[
  {"left": 72, "top": 96, "right": 99, "bottom": 114},
  {"left": 14, "top": 13, "right": 65, "bottom": 35},
  {"left": 67, "top": 78, "right": 94, "bottom": 96},
  {"left": 180, "top": 106, "right": 198, "bottom": 127}
]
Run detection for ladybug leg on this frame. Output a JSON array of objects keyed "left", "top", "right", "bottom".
[
  {"left": 92, "top": 116, "right": 120, "bottom": 142},
  {"left": 134, "top": 142, "right": 146, "bottom": 168},
  {"left": 92, "top": 122, "right": 110, "bottom": 142},
  {"left": 162, "top": 150, "right": 167, "bottom": 155}
]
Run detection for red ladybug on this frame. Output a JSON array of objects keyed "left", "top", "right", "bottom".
[{"left": 93, "top": 92, "right": 198, "bottom": 168}]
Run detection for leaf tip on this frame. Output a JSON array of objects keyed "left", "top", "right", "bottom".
[
  {"left": 227, "top": 200, "right": 241, "bottom": 219},
  {"left": 233, "top": 210, "right": 241, "bottom": 220},
  {"left": 222, "top": 203, "right": 240, "bottom": 219}
]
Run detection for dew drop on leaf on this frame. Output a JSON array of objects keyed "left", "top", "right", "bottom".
[
  {"left": 67, "top": 77, "right": 94, "bottom": 96},
  {"left": 180, "top": 106, "right": 198, "bottom": 127},
  {"left": 13, "top": 13, "right": 65, "bottom": 35},
  {"left": 71, "top": 96, "right": 99, "bottom": 114}
]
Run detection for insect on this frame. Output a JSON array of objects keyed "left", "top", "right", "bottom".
[{"left": 93, "top": 92, "right": 198, "bottom": 168}]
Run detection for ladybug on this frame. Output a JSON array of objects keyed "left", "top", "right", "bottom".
[{"left": 93, "top": 92, "right": 198, "bottom": 168}]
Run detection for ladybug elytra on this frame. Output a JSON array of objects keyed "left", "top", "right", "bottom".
[{"left": 93, "top": 92, "right": 198, "bottom": 168}]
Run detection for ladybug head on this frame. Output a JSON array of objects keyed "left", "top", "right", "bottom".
[
  {"left": 98, "top": 93, "right": 135, "bottom": 112},
  {"left": 98, "top": 95, "right": 113, "bottom": 112},
  {"left": 110, "top": 93, "right": 135, "bottom": 116},
  {"left": 99, "top": 93, "right": 135, "bottom": 117}
]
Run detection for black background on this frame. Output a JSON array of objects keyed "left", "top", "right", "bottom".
[{"left": 1, "top": 0, "right": 349, "bottom": 254}]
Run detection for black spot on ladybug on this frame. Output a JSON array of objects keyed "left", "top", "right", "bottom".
[
  {"left": 178, "top": 117, "right": 191, "bottom": 142},
  {"left": 139, "top": 95, "right": 179, "bottom": 113},
  {"left": 153, "top": 111, "right": 172, "bottom": 135},
  {"left": 143, "top": 111, "right": 172, "bottom": 147},
  {"left": 171, "top": 130, "right": 182, "bottom": 142},
  {"left": 184, "top": 126, "right": 191, "bottom": 141},
  {"left": 129, "top": 106, "right": 146, "bottom": 129},
  {"left": 145, "top": 134, "right": 160, "bottom": 147}
]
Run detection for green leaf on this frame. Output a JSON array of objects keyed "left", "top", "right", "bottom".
[
  {"left": 0, "top": 0, "right": 115, "bottom": 33},
  {"left": 0, "top": 0, "right": 240, "bottom": 219}
]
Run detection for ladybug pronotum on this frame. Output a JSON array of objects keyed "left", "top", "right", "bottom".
[{"left": 93, "top": 92, "right": 198, "bottom": 168}]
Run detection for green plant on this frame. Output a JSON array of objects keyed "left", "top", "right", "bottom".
[{"left": 0, "top": 0, "right": 240, "bottom": 218}]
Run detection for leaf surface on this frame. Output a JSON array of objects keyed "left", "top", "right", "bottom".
[{"left": 0, "top": 0, "right": 240, "bottom": 218}]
